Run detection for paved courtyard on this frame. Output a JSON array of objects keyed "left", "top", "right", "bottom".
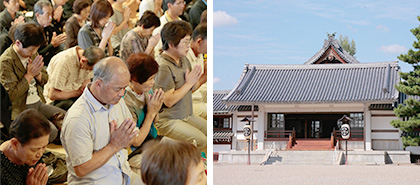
[{"left": 213, "top": 163, "right": 420, "bottom": 185}]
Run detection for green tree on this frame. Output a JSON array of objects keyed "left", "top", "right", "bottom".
[
  {"left": 391, "top": 16, "right": 420, "bottom": 147},
  {"left": 338, "top": 35, "right": 356, "bottom": 56}
]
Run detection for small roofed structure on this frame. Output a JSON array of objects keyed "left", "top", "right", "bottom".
[{"left": 304, "top": 35, "right": 359, "bottom": 65}]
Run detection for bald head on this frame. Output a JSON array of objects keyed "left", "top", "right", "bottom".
[
  {"left": 93, "top": 57, "right": 129, "bottom": 84},
  {"left": 91, "top": 57, "right": 131, "bottom": 105}
]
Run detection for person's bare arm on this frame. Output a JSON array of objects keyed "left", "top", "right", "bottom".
[
  {"left": 99, "top": 22, "right": 115, "bottom": 51},
  {"left": 192, "top": 62, "right": 207, "bottom": 92},
  {"left": 132, "top": 89, "right": 164, "bottom": 147},
  {"left": 111, "top": 7, "right": 131, "bottom": 35},
  {"left": 48, "top": 88, "right": 82, "bottom": 100},
  {"left": 18, "top": 0, "right": 26, "bottom": 9},
  {"left": 73, "top": 119, "right": 138, "bottom": 177},
  {"left": 154, "top": 0, "right": 163, "bottom": 16},
  {"left": 145, "top": 34, "right": 160, "bottom": 57},
  {"left": 163, "top": 66, "right": 201, "bottom": 108}
]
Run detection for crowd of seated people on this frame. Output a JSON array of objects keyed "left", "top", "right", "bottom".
[{"left": 0, "top": 0, "right": 207, "bottom": 184}]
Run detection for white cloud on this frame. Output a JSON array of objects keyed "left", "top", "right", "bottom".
[
  {"left": 380, "top": 44, "right": 407, "bottom": 53},
  {"left": 376, "top": 25, "right": 389, "bottom": 32},
  {"left": 341, "top": 19, "right": 370, "bottom": 25},
  {"left": 214, "top": 11, "right": 238, "bottom": 27},
  {"left": 213, "top": 77, "right": 221, "bottom": 84},
  {"left": 347, "top": 25, "right": 358, "bottom": 32}
]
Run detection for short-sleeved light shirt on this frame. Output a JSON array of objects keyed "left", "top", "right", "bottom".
[
  {"left": 138, "top": 0, "right": 154, "bottom": 19},
  {"left": 186, "top": 48, "right": 206, "bottom": 102},
  {"left": 152, "top": 12, "right": 182, "bottom": 59},
  {"left": 61, "top": 85, "right": 133, "bottom": 185},
  {"left": 44, "top": 46, "right": 92, "bottom": 103},
  {"left": 154, "top": 53, "right": 192, "bottom": 119}
]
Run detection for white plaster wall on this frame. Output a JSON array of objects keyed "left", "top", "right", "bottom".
[
  {"left": 371, "top": 116, "right": 403, "bottom": 150},
  {"left": 236, "top": 117, "right": 258, "bottom": 131},
  {"left": 371, "top": 116, "right": 399, "bottom": 130},
  {"left": 371, "top": 133, "right": 400, "bottom": 140},
  {"left": 213, "top": 144, "right": 231, "bottom": 153},
  {"left": 339, "top": 140, "right": 364, "bottom": 150}
]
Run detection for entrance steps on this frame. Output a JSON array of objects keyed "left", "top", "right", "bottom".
[
  {"left": 289, "top": 139, "right": 333, "bottom": 151},
  {"left": 265, "top": 151, "right": 335, "bottom": 165}
]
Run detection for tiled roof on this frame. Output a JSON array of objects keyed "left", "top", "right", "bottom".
[
  {"left": 213, "top": 91, "right": 259, "bottom": 112},
  {"left": 213, "top": 131, "right": 234, "bottom": 142},
  {"left": 213, "top": 90, "right": 237, "bottom": 113},
  {"left": 223, "top": 61, "right": 400, "bottom": 104},
  {"left": 305, "top": 36, "right": 360, "bottom": 65}
]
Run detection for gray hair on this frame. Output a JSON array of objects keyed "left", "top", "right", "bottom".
[
  {"left": 83, "top": 46, "right": 106, "bottom": 66},
  {"left": 34, "top": 0, "right": 52, "bottom": 15},
  {"left": 93, "top": 58, "right": 114, "bottom": 84},
  {"left": 166, "top": 0, "right": 177, "bottom": 4}
]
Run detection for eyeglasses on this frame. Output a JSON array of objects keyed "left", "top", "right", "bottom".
[
  {"left": 42, "top": 11, "right": 53, "bottom": 19},
  {"left": 174, "top": 1, "right": 186, "bottom": 5},
  {"left": 183, "top": 39, "right": 191, "bottom": 46}
]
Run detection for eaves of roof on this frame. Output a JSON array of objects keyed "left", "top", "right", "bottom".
[{"left": 223, "top": 61, "right": 400, "bottom": 104}]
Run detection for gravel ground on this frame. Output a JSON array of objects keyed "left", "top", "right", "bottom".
[{"left": 213, "top": 163, "right": 420, "bottom": 185}]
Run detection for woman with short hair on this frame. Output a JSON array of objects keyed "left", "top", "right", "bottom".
[
  {"left": 65, "top": 0, "right": 92, "bottom": 49},
  {"left": 0, "top": 109, "right": 51, "bottom": 185},
  {"left": 78, "top": 0, "right": 115, "bottom": 55},
  {"left": 124, "top": 53, "right": 164, "bottom": 152},
  {"left": 123, "top": 53, "right": 164, "bottom": 174},
  {"left": 119, "top": 10, "right": 161, "bottom": 61}
]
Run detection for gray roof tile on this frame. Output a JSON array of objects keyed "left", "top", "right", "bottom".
[
  {"left": 213, "top": 90, "right": 236, "bottom": 112},
  {"left": 213, "top": 90, "right": 259, "bottom": 112},
  {"left": 223, "top": 62, "right": 400, "bottom": 104}
]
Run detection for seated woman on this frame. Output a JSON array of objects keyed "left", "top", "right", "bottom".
[
  {"left": 109, "top": 0, "right": 131, "bottom": 55},
  {"left": 120, "top": 10, "right": 160, "bottom": 61},
  {"left": 65, "top": 0, "right": 91, "bottom": 49},
  {"left": 140, "top": 138, "right": 207, "bottom": 185},
  {"left": 78, "top": 0, "right": 115, "bottom": 55},
  {"left": 0, "top": 108, "right": 50, "bottom": 185},
  {"left": 124, "top": 53, "right": 164, "bottom": 169},
  {"left": 154, "top": 21, "right": 207, "bottom": 150}
]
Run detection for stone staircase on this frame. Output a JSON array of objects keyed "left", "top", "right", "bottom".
[
  {"left": 262, "top": 139, "right": 337, "bottom": 165},
  {"left": 289, "top": 139, "right": 333, "bottom": 151},
  {"left": 264, "top": 150, "right": 336, "bottom": 165}
]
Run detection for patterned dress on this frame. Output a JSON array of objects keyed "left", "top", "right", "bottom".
[{"left": 0, "top": 151, "right": 42, "bottom": 185}]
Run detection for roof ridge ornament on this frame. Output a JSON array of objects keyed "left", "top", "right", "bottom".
[
  {"left": 326, "top": 32, "right": 336, "bottom": 39},
  {"left": 304, "top": 33, "right": 359, "bottom": 65}
]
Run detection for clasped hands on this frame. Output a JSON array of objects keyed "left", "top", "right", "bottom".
[{"left": 109, "top": 118, "right": 138, "bottom": 150}]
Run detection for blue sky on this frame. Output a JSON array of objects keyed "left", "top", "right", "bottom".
[{"left": 213, "top": 0, "right": 420, "bottom": 90}]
